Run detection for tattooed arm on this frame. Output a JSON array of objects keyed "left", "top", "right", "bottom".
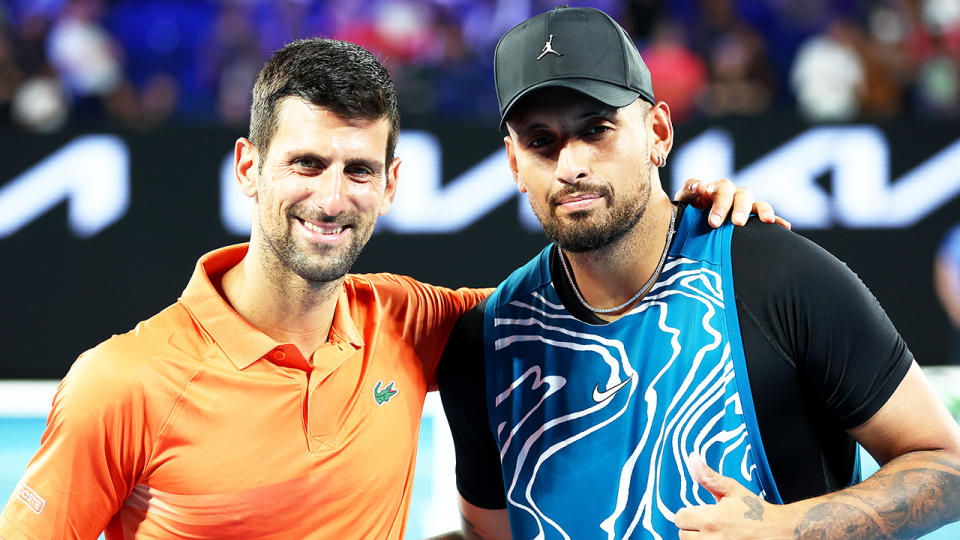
[
  {"left": 792, "top": 362, "right": 960, "bottom": 539},
  {"left": 792, "top": 452, "right": 960, "bottom": 539},
  {"left": 675, "top": 362, "right": 960, "bottom": 539}
]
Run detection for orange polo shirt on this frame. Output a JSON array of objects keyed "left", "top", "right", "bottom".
[{"left": 0, "top": 244, "right": 490, "bottom": 539}]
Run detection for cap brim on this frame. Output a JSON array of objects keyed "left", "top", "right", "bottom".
[{"left": 499, "top": 78, "right": 645, "bottom": 129}]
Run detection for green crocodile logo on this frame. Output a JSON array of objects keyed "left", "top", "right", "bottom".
[{"left": 373, "top": 380, "right": 399, "bottom": 405}]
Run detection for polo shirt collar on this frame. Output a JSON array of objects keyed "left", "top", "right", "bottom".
[
  {"left": 179, "top": 243, "right": 364, "bottom": 370},
  {"left": 329, "top": 288, "right": 364, "bottom": 350}
]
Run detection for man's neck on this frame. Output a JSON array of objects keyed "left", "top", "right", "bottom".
[
  {"left": 562, "top": 196, "right": 676, "bottom": 322},
  {"left": 220, "top": 246, "right": 341, "bottom": 360}
]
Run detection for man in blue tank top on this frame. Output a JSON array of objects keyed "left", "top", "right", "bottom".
[{"left": 437, "top": 6, "right": 960, "bottom": 540}]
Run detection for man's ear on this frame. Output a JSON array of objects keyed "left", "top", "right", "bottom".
[
  {"left": 378, "top": 157, "right": 401, "bottom": 216},
  {"left": 235, "top": 137, "right": 259, "bottom": 198},
  {"left": 504, "top": 135, "right": 526, "bottom": 193},
  {"left": 649, "top": 101, "right": 674, "bottom": 160}
]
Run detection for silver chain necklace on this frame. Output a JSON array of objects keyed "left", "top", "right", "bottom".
[{"left": 558, "top": 205, "right": 677, "bottom": 314}]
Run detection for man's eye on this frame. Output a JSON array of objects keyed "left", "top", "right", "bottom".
[
  {"left": 585, "top": 125, "right": 610, "bottom": 136},
  {"left": 529, "top": 137, "right": 552, "bottom": 148},
  {"left": 296, "top": 158, "right": 318, "bottom": 168},
  {"left": 347, "top": 167, "right": 373, "bottom": 178}
]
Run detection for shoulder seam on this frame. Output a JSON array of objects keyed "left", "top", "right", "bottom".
[
  {"left": 735, "top": 292, "right": 797, "bottom": 370},
  {"left": 140, "top": 358, "right": 208, "bottom": 479}
]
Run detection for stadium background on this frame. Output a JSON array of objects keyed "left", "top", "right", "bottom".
[{"left": 1, "top": 0, "right": 959, "bottom": 538}]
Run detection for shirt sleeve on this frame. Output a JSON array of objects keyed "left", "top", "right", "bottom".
[
  {"left": 437, "top": 300, "right": 508, "bottom": 509},
  {"left": 373, "top": 274, "right": 492, "bottom": 390},
  {"left": 0, "top": 342, "right": 151, "bottom": 539},
  {"left": 731, "top": 220, "right": 914, "bottom": 430}
]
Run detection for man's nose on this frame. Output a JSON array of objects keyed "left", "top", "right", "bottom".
[
  {"left": 555, "top": 142, "right": 590, "bottom": 184},
  {"left": 309, "top": 169, "right": 346, "bottom": 216}
]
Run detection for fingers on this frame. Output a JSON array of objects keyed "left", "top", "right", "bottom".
[
  {"left": 676, "top": 506, "right": 713, "bottom": 538},
  {"left": 751, "top": 200, "right": 791, "bottom": 230},
  {"left": 673, "top": 177, "right": 733, "bottom": 227},
  {"left": 674, "top": 507, "right": 702, "bottom": 531},
  {"left": 676, "top": 178, "right": 791, "bottom": 230},
  {"left": 689, "top": 452, "right": 743, "bottom": 502},
  {"left": 688, "top": 450, "right": 710, "bottom": 486},
  {"left": 753, "top": 200, "right": 775, "bottom": 224},
  {"left": 705, "top": 180, "right": 734, "bottom": 228},
  {"left": 730, "top": 186, "right": 754, "bottom": 226},
  {"left": 674, "top": 178, "right": 705, "bottom": 202}
]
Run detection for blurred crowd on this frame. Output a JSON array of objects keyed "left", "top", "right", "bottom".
[{"left": 0, "top": 0, "right": 959, "bottom": 133}]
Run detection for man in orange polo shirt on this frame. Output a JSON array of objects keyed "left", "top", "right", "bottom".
[
  {"left": 0, "top": 38, "right": 773, "bottom": 539},
  {"left": 1, "top": 38, "right": 489, "bottom": 540}
]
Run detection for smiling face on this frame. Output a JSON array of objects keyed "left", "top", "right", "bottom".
[
  {"left": 505, "top": 87, "right": 664, "bottom": 253},
  {"left": 238, "top": 97, "right": 398, "bottom": 285}
]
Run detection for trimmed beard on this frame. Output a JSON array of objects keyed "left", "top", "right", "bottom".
[
  {"left": 262, "top": 209, "right": 375, "bottom": 284},
  {"left": 536, "top": 180, "right": 650, "bottom": 253}
]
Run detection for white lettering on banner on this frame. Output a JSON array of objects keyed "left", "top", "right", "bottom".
[
  {"left": 218, "top": 131, "right": 524, "bottom": 235},
  {"left": 672, "top": 127, "right": 960, "bottom": 229},
  {"left": 0, "top": 135, "right": 129, "bottom": 238},
  {"left": 4, "top": 129, "right": 958, "bottom": 238},
  {"left": 378, "top": 132, "right": 518, "bottom": 233}
]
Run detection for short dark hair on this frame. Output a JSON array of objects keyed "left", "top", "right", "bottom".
[{"left": 249, "top": 38, "right": 400, "bottom": 168}]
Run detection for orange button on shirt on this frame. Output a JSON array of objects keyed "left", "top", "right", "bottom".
[{"left": 0, "top": 244, "right": 490, "bottom": 539}]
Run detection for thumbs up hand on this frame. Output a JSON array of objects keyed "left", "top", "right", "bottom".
[{"left": 674, "top": 452, "right": 791, "bottom": 539}]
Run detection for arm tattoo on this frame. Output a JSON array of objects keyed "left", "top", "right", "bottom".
[
  {"left": 794, "top": 453, "right": 960, "bottom": 539},
  {"left": 795, "top": 502, "right": 884, "bottom": 540},
  {"left": 742, "top": 496, "right": 764, "bottom": 521},
  {"left": 460, "top": 513, "right": 489, "bottom": 540}
]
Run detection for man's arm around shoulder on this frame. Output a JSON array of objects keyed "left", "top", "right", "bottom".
[{"left": 432, "top": 302, "right": 512, "bottom": 540}]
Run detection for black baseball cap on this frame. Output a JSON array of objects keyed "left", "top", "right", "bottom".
[{"left": 494, "top": 6, "right": 655, "bottom": 129}]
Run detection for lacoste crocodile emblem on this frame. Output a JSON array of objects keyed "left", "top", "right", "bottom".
[{"left": 374, "top": 380, "right": 399, "bottom": 405}]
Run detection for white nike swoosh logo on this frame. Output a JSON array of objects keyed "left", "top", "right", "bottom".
[{"left": 592, "top": 376, "right": 633, "bottom": 403}]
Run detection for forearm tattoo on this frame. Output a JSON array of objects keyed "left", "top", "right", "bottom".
[
  {"left": 742, "top": 496, "right": 764, "bottom": 521},
  {"left": 460, "top": 513, "right": 490, "bottom": 540},
  {"left": 794, "top": 453, "right": 960, "bottom": 539}
]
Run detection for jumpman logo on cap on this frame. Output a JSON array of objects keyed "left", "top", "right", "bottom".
[{"left": 537, "top": 34, "right": 563, "bottom": 60}]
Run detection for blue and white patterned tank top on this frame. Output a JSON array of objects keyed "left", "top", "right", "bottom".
[{"left": 483, "top": 207, "right": 782, "bottom": 540}]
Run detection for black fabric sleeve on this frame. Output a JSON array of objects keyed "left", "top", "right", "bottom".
[
  {"left": 731, "top": 219, "right": 914, "bottom": 501},
  {"left": 436, "top": 298, "right": 508, "bottom": 509},
  {"left": 732, "top": 220, "right": 913, "bottom": 427}
]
